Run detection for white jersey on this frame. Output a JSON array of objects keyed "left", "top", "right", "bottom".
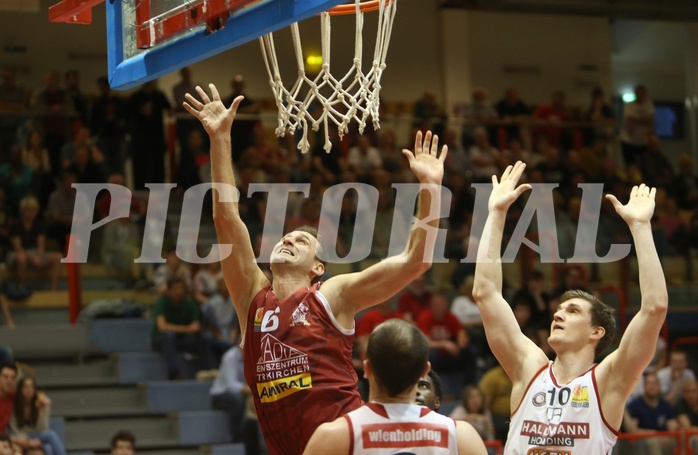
[
  {"left": 345, "top": 402, "right": 458, "bottom": 454},
  {"left": 506, "top": 362, "right": 618, "bottom": 455}
]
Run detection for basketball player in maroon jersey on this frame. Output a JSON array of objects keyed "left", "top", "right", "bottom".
[
  {"left": 304, "top": 319, "right": 487, "bottom": 455},
  {"left": 473, "top": 161, "right": 668, "bottom": 454},
  {"left": 184, "top": 84, "right": 447, "bottom": 455}
]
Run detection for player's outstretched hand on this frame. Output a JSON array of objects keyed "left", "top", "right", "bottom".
[
  {"left": 402, "top": 130, "right": 448, "bottom": 185},
  {"left": 488, "top": 161, "right": 531, "bottom": 213},
  {"left": 605, "top": 183, "right": 656, "bottom": 227},
  {"left": 183, "top": 83, "right": 243, "bottom": 137}
]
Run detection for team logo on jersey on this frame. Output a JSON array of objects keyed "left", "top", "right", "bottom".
[
  {"left": 571, "top": 385, "right": 589, "bottom": 408},
  {"left": 290, "top": 302, "right": 311, "bottom": 327},
  {"left": 532, "top": 392, "right": 546, "bottom": 407},
  {"left": 255, "top": 334, "right": 312, "bottom": 403}
]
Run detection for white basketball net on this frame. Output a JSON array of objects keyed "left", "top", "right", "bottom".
[{"left": 259, "top": 0, "right": 397, "bottom": 153}]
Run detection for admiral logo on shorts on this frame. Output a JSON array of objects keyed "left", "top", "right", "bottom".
[
  {"left": 520, "top": 420, "right": 589, "bottom": 447},
  {"left": 255, "top": 334, "right": 312, "bottom": 403}
]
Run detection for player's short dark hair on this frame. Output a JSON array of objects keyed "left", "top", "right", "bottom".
[
  {"left": 110, "top": 430, "right": 136, "bottom": 449},
  {"left": 427, "top": 370, "right": 443, "bottom": 401},
  {"left": 367, "top": 319, "right": 429, "bottom": 397},
  {"left": 0, "top": 434, "right": 11, "bottom": 444},
  {"left": 561, "top": 290, "right": 616, "bottom": 357}
]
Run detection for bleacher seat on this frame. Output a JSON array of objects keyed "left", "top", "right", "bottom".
[
  {"left": 89, "top": 319, "right": 153, "bottom": 352},
  {"left": 148, "top": 380, "right": 212, "bottom": 413},
  {"left": 117, "top": 352, "right": 168, "bottom": 383},
  {"left": 178, "top": 411, "right": 232, "bottom": 445}
]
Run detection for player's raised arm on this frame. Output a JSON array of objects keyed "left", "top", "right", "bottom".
[
  {"left": 472, "top": 162, "right": 548, "bottom": 383},
  {"left": 183, "top": 84, "right": 268, "bottom": 330},
  {"left": 321, "top": 131, "right": 447, "bottom": 327},
  {"left": 598, "top": 184, "right": 668, "bottom": 401}
]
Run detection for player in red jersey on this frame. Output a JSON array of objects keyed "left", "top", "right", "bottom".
[{"left": 184, "top": 84, "right": 447, "bottom": 455}]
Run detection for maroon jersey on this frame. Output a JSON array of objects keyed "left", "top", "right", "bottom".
[{"left": 243, "top": 282, "right": 363, "bottom": 455}]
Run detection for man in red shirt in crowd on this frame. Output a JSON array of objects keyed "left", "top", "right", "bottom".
[
  {"left": 417, "top": 293, "right": 476, "bottom": 384},
  {"left": 0, "top": 363, "right": 16, "bottom": 435},
  {"left": 532, "top": 90, "right": 567, "bottom": 148},
  {"left": 397, "top": 275, "right": 431, "bottom": 322}
]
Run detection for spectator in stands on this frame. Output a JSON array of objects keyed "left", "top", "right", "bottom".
[
  {"left": 415, "top": 370, "right": 443, "bottom": 412},
  {"left": 312, "top": 124, "right": 347, "bottom": 185},
  {"left": 396, "top": 275, "right": 431, "bottom": 322},
  {"left": 532, "top": 90, "right": 568, "bottom": 149},
  {"left": 676, "top": 379, "right": 698, "bottom": 453},
  {"left": 8, "top": 196, "right": 62, "bottom": 291},
  {"left": 193, "top": 261, "right": 223, "bottom": 305},
  {"left": 9, "top": 376, "right": 66, "bottom": 455},
  {"left": 457, "top": 86, "right": 498, "bottom": 149},
  {"left": 20, "top": 129, "right": 50, "bottom": 180},
  {"left": 0, "top": 68, "right": 28, "bottom": 164},
  {"left": 583, "top": 87, "right": 614, "bottom": 145},
  {"left": 153, "top": 248, "right": 191, "bottom": 295},
  {"left": 0, "top": 434, "right": 13, "bottom": 455},
  {"left": 100, "top": 209, "right": 141, "bottom": 283},
  {"left": 449, "top": 386, "right": 495, "bottom": 443},
  {"left": 127, "top": 80, "right": 171, "bottom": 188},
  {"left": 45, "top": 171, "right": 76, "bottom": 252},
  {"left": 412, "top": 90, "right": 447, "bottom": 139},
  {"left": 224, "top": 75, "right": 260, "bottom": 163},
  {"left": 510, "top": 269, "right": 551, "bottom": 324},
  {"left": 495, "top": 87, "right": 529, "bottom": 144},
  {"left": 478, "top": 364, "right": 512, "bottom": 443},
  {"left": 152, "top": 277, "right": 216, "bottom": 379},
  {"left": 469, "top": 126, "right": 501, "bottom": 182},
  {"left": 95, "top": 173, "right": 144, "bottom": 221},
  {"left": 451, "top": 275, "right": 482, "bottom": 331},
  {"left": 30, "top": 70, "right": 73, "bottom": 172},
  {"left": 640, "top": 136, "right": 674, "bottom": 191},
  {"left": 110, "top": 430, "right": 135, "bottom": 455},
  {"left": 90, "top": 76, "right": 128, "bottom": 176},
  {"left": 620, "top": 84, "right": 654, "bottom": 168},
  {"left": 210, "top": 345, "right": 264, "bottom": 454},
  {"left": 0, "top": 146, "right": 35, "bottom": 214},
  {"left": 533, "top": 136, "right": 566, "bottom": 185},
  {"left": 201, "top": 277, "right": 238, "bottom": 350},
  {"left": 417, "top": 292, "right": 475, "bottom": 383},
  {"left": 65, "top": 143, "right": 105, "bottom": 184},
  {"left": 347, "top": 135, "right": 382, "bottom": 182},
  {"left": 656, "top": 350, "right": 696, "bottom": 406},
  {"left": 354, "top": 299, "right": 404, "bottom": 362},
  {"left": 60, "top": 126, "right": 104, "bottom": 170},
  {"left": 172, "top": 67, "right": 201, "bottom": 170},
  {"left": 0, "top": 363, "right": 18, "bottom": 435},
  {"left": 553, "top": 264, "right": 588, "bottom": 296},
  {"left": 500, "top": 137, "right": 537, "bottom": 170},
  {"left": 655, "top": 195, "right": 689, "bottom": 256},
  {"left": 673, "top": 153, "right": 698, "bottom": 210},
  {"left": 625, "top": 371, "right": 678, "bottom": 455},
  {"left": 64, "top": 70, "right": 87, "bottom": 125}
]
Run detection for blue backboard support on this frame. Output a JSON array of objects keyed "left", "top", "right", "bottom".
[{"left": 106, "top": 0, "right": 346, "bottom": 90}]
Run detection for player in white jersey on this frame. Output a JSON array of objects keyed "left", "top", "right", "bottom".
[
  {"left": 473, "top": 162, "right": 668, "bottom": 455},
  {"left": 303, "top": 319, "right": 487, "bottom": 455}
]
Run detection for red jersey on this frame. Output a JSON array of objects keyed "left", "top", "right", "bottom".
[{"left": 243, "top": 282, "right": 363, "bottom": 455}]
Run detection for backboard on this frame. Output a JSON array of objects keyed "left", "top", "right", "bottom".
[{"left": 50, "top": 0, "right": 347, "bottom": 90}]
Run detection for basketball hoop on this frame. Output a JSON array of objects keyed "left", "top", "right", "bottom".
[{"left": 259, "top": 0, "right": 397, "bottom": 153}]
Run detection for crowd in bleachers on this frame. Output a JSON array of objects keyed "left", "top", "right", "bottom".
[{"left": 1, "top": 64, "right": 697, "bottom": 454}]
